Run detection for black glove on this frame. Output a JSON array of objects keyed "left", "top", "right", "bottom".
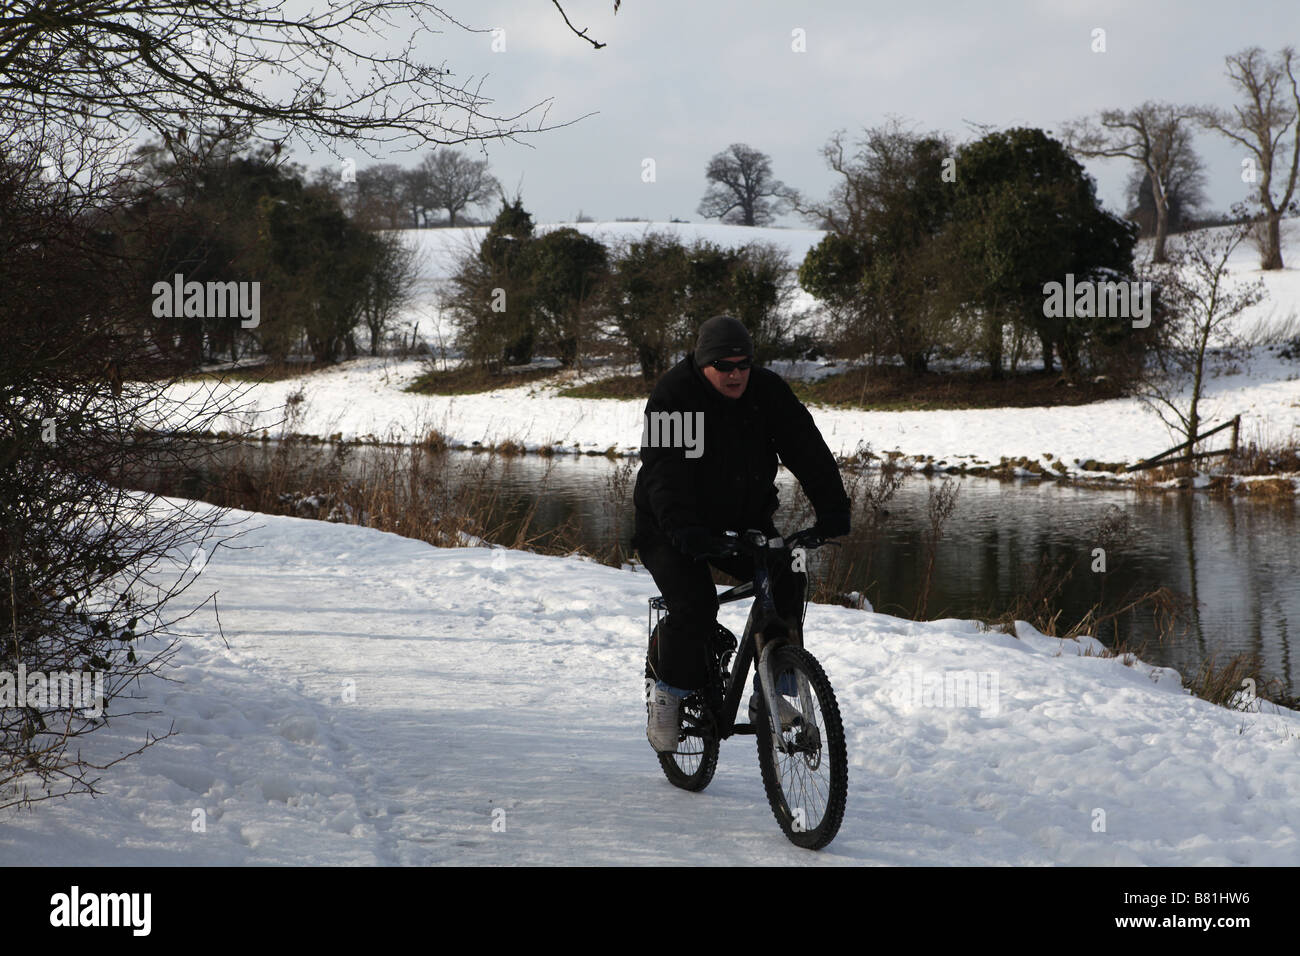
[
  {"left": 812, "top": 511, "right": 851, "bottom": 539},
  {"left": 674, "top": 526, "right": 728, "bottom": 559},
  {"left": 673, "top": 526, "right": 709, "bottom": 558}
]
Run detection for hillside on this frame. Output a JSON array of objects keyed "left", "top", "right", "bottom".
[{"left": 158, "top": 221, "right": 1300, "bottom": 485}]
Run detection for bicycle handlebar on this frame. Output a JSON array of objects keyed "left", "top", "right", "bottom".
[{"left": 712, "top": 527, "right": 832, "bottom": 557}]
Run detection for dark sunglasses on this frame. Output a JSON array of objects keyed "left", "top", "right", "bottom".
[{"left": 710, "top": 357, "right": 753, "bottom": 373}]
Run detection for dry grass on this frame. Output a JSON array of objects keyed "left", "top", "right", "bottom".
[
  {"left": 791, "top": 447, "right": 905, "bottom": 608},
  {"left": 493, "top": 439, "right": 527, "bottom": 457},
  {"left": 130, "top": 434, "right": 591, "bottom": 562},
  {"left": 557, "top": 374, "right": 653, "bottom": 400},
  {"left": 978, "top": 589, "right": 1297, "bottom": 713},
  {"left": 914, "top": 478, "right": 960, "bottom": 619},
  {"left": 406, "top": 363, "right": 558, "bottom": 395},
  {"left": 792, "top": 366, "right": 1127, "bottom": 411},
  {"left": 182, "top": 359, "right": 329, "bottom": 384},
  {"left": 1237, "top": 477, "right": 1299, "bottom": 498},
  {"left": 980, "top": 505, "right": 1195, "bottom": 649},
  {"left": 1224, "top": 440, "right": 1300, "bottom": 479},
  {"left": 1129, "top": 423, "right": 1300, "bottom": 491},
  {"left": 1183, "top": 651, "right": 1300, "bottom": 712},
  {"left": 972, "top": 511, "right": 1299, "bottom": 713}
]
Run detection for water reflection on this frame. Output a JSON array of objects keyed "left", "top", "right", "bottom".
[{"left": 133, "top": 442, "right": 1298, "bottom": 697}]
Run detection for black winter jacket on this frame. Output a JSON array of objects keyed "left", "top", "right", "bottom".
[{"left": 632, "top": 357, "right": 850, "bottom": 549}]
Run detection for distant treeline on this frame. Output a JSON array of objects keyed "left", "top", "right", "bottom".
[
  {"left": 98, "top": 137, "right": 417, "bottom": 368},
  {"left": 449, "top": 125, "right": 1157, "bottom": 384}
]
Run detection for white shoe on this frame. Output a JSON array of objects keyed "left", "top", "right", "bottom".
[{"left": 647, "top": 688, "right": 681, "bottom": 753}]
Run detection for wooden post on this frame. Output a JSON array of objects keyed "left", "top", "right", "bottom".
[{"left": 1127, "top": 414, "right": 1243, "bottom": 472}]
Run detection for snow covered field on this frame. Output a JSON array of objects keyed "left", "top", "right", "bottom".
[
  {"left": 3, "top": 506, "right": 1297, "bottom": 864},
  {"left": 158, "top": 221, "right": 1300, "bottom": 481}
]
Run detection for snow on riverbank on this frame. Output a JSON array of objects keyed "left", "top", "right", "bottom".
[
  {"left": 158, "top": 346, "right": 1300, "bottom": 482},
  {"left": 155, "top": 221, "right": 1300, "bottom": 480},
  {"left": 2, "top": 506, "right": 1297, "bottom": 864}
]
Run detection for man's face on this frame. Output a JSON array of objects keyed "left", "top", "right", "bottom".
[{"left": 701, "top": 358, "right": 751, "bottom": 399}]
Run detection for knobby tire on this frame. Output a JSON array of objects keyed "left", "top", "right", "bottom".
[
  {"left": 754, "top": 645, "right": 848, "bottom": 850},
  {"left": 646, "top": 635, "right": 719, "bottom": 792}
]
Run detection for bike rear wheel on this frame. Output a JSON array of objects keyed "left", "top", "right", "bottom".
[
  {"left": 646, "top": 629, "right": 719, "bottom": 792},
  {"left": 647, "top": 655, "right": 722, "bottom": 790},
  {"left": 754, "top": 645, "right": 848, "bottom": 849}
]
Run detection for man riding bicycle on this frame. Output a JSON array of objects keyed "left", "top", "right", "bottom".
[{"left": 633, "top": 314, "right": 851, "bottom": 752}]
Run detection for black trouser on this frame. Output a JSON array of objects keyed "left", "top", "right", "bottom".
[{"left": 638, "top": 533, "right": 806, "bottom": 691}]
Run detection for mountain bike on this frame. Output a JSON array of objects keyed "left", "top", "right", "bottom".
[{"left": 644, "top": 528, "right": 848, "bottom": 850}]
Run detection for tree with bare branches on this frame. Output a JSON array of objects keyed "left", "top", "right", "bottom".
[
  {"left": 1123, "top": 154, "right": 1207, "bottom": 240},
  {"left": 799, "top": 124, "right": 961, "bottom": 374},
  {"left": 1196, "top": 46, "right": 1300, "bottom": 270},
  {"left": 0, "top": 0, "right": 615, "bottom": 804},
  {"left": 0, "top": 0, "right": 596, "bottom": 152},
  {"left": 351, "top": 163, "right": 412, "bottom": 229},
  {"left": 1063, "top": 102, "right": 1203, "bottom": 263},
  {"left": 0, "top": 123, "right": 260, "bottom": 806},
  {"left": 359, "top": 231, "right": 420, "bottom": 354},
  {"left": 1137, "top": 220, "right": 1266, "bottom": 458},
  {"left": 418, "top": 149, "right": 500, "bottom": 227},
  {"left": 697, "top": 143, "right": 793, "bottom": 226}
]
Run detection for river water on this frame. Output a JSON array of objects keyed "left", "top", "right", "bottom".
[{"left": 134, "top": 442, "right": 1299, "bottom": 699}]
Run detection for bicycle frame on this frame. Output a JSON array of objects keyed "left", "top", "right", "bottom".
[
  {"left": 645, "top": 527, "right": 847, "bottom": 848},
  {"left": 650, "top": 529, "right": 812, "bottom": 747}
]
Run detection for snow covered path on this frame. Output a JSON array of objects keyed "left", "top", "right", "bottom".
[{"left": 3, "top": 507, "right": 1298, "bottom": 865}]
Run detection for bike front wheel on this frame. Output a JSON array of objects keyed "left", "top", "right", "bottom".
[{"left": 754, "top": 645, "right": 848, "bottom": 849}]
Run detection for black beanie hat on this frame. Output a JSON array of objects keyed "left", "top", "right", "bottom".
[{"left": 694, "top": 315, "right": 754, "bottom": 367}]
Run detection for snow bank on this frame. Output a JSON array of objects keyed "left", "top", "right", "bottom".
[{"left": 3, "top": 506, "right": 1296, "bottom": 864}]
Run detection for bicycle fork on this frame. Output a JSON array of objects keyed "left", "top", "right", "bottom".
[
  {"left": 755, "top": 640, "right": 788, "bottom": 750},
  {"left": 755, "top": 636, "right": 817, "bottom": 754}
]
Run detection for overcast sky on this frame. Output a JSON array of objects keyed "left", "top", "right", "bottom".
[{"left": 298, "top": 0, "right": 1300, "bottom": 227}]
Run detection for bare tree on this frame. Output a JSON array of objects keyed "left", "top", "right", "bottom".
[
  {"left": 1196, "top": 46, "right": 1300, "bottom": 270},
  {"left": 0, "top": 0, "right": 615, "bottom": 804},
  {"left": 696, "top": 143, "right": 793, "bottom": 226},
  {"left": 308, "top": 163, "right": 348, "bottom": 215},
  {"left": 420, "top": 149, "right": 500, "bottom": 227},
  {"left": 360, "top": 231, "right": 419, "bottom": 354},
  {"left": 798, "top": 123, "right": 960, "bottom": 373},
  {"left": 0, "top": 120, "right": 263, "bottom": 806},
  {"left": 401, "top": 164, "right": 431, "bottom": 228},
  {"left": 1137, "top": 221, "right": 1266, "bottom": 459},
  {"left": 353, "top": 163, "right": 410, "bottom": 230},
  {"left": 0, "top": 0, "right": 594, "bottom": 153},
  {"left": 1063, "top": 102, "right": 1203, "bottom": 263},
  {"left": 1123, "top": 154, "right": 1207, "bottom": 239}
]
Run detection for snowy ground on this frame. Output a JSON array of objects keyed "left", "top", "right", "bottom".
[
  {"left": 159, "top": 221, "right": 1300, "bottom": 482},
  {"left": 3, "top": 506, "right": 1297, "bottom": 864}
]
